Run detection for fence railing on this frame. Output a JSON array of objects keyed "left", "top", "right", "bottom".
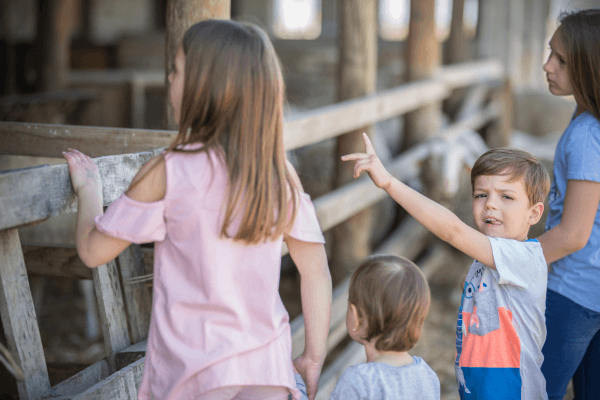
[{"left": 0, "top": 58, "right": 504, "bottom": 400}]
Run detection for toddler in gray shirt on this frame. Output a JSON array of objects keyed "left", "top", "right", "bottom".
[{"left": 295, "top": 255, "right": 440, "bottom": 400}]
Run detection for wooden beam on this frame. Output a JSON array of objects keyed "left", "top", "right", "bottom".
[
  {"left": 92, "top": 260, "right": 130, "bottom": 373},
  {"left": 0, "top": 122, "right": 175, "bottom": 158},
  {"left": 0, "top": 103, "right": 498, "bottom": 234},
  {"left": 46, "top": 359, "right": 109, "bottom": 397},
  {"left": 403, "top": 0, "right": 442, "bottom": 149},
  {"left": 0, "top": 149, "right": 162, "bottom": 231},
  {"left": 116, "top": 245, "right": 151, "bottom": 344},
  {"left": 0, "top": 60, "right": 504, "bottom": 159},
  {"left": 0, "top": 229, "right": 51, "bottom": 400},
  {"left": 69, "top": 357, "right": 144, "bottom": 400}
]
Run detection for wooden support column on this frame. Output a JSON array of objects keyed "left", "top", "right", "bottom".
[
  {"left": 117, "top": 244, "right": 152, "bottom": 344},
  {"left": 0, "top": 229, "right": 51, "bottom": 400},
  {"left": 165, "top": 0, "right": 231, "bottom": 129},
  {"left": 477, "top": 0, "right": 518, "bottom": 147},
  {"left": 37, "top": 0, "right": 77, "bottom": 91},
  {"left": 443, "top": 0, "right": 467, "bottom": 117},
  {"left": 92, "top": 260, "right": 131, "bottom": 373},
  {"left": 522, "top": 0, "right": 550, "bottom": 88},
  {"left": 331, "top": 0, "right": 377, "bottom": 283},
  {"left": 403, "top": 0, "right": 442, "bottom": 149},
  {"left": 444, "top": 0, "right": 466, "bottom": 65}
]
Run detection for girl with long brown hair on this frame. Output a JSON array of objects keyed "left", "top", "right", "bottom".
[
  {"left": 62, "top": 19, "right": 331, "bottom": 400},
  {"left": 537, "top": 8, "right": 600, "bottom": 399}
]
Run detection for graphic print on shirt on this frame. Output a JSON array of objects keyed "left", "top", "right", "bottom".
[{"left": 455, "top": 265, "right": 522, "bottom": 399}]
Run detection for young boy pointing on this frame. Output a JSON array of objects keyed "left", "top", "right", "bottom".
[{"left": 343, "top": 134, "right": 550, "bottom": 400}]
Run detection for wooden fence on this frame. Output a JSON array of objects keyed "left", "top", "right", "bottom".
[{"left": 0, "top": 58, "right": 505, "bottom": 400}]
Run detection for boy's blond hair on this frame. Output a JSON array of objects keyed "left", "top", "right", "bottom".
[
  {"left": 348, "top": 255, "right": 430, "bottom": 352},
  {"left": 470, "top": 148, "right": 550, "bottom": 205}
]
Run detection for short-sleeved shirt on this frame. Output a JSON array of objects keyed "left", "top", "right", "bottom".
[
  {"left": 545, "top": 111, "right": 600, "bottom": 312},
  {"left": 95, "top": 146, "right": 325, "bottom": 400},
  {"left": 294, "top": 357, "right": 440, "bottom": 400},
  {"left": 454, "top": 238, "right": 548, "bottom": 400}
]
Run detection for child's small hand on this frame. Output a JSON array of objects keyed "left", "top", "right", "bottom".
[
  {"left": 62, "top": 149, "right": 102, "bottom": 196},
  {"left": 341, "top": 132, "right": 393, "bottom": 190}
]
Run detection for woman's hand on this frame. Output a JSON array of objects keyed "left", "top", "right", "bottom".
[
  {"left": 341, "top": 132, "right": 393, "bottom": 190},
  {"left": 62, "top": 149, "right": 102, "bottom": 196},
  {"left": 293, "top": 354, "right": 324, "bottom": 400}
]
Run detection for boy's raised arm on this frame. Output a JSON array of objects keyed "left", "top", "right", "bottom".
[{"left": 342, "top": 133, "right": 496, "bottom": 268}]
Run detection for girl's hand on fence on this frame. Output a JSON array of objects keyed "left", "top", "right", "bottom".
[
  {"left": 62, "top": 149, "right": 102, "bottom": 196},
  {"left": 341, "top": 132, "right": 393, "bottom": 190},
  {"left": 293, "top": 354, "right": 323, "bottom": 400}
]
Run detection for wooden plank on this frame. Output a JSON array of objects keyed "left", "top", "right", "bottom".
[
  {"left": 45, "top": 359, "right": 110, "bottom": 397},
  {"left": 0, "top": 229, "right": 51, "bottom": 400},
  {"left": 69, "top": 70, "right": 164, "bottom": 86},
  {"left": 69, "top": 357, "right": 145, "bottom": 400},
  {"left": 115, "top": 340, "right": 147, "bottom": 371},
  {"left": 22, "top": 245, "right": 92, "bottom": 279},
  {"left": 284, "top": 79, "right": 448, "bottom": 151},
  {"left": 117, "top": 245, "right": 151, "bottom": 344},
  {"left": 0, "top": 122, "right": 175, "bottom": 158},
  {"left": 436, "top": 59, "right": 504, "bottom": 89},
  {"left": 0, "top": 149, "right": 163, "bottom": 231},
  {"left": 92, "top": 260, "right": 131, "bottom": 373},
  {"left": 0, "top": 60, "right": 504, "bottom": 159},
  {"left": 0, "top": 103, "right": 498, "bottom": 235}
]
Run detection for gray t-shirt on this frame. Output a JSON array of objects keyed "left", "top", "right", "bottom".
[{"left": 294, "top": 356, "right": 440, "bottom": 400}]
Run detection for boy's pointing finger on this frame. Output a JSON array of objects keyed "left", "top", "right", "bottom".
[
  {"left": 341, "top": 153, "right": 368, "bottom": 161},
  {"left": 362, "top": 132, "right": 375, "bottom": 155}
]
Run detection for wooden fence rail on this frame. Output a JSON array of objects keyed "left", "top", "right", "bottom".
[{"left": 0, "top": 58, "right": 504, "bottom": 400}]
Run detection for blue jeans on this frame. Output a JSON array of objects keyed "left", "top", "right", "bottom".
[{"left": 541, "top": 289, "right": 600, "bottom": 399}]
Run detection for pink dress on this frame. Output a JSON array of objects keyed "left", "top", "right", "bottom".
[{"left": 95, "top": 147, "right": 325, "bottom": 400}]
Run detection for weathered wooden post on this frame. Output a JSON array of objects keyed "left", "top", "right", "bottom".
[
  {"left": 477, "top": 0, "right": 519, "bottom": 147},
  {"left": 165, "top": 0, "right": 231, "bottom": 129},
  {"left": 444, "top": 0, "right": 466, "bottom": 65},
  {"left": 37, "top": 0, "right": 77, "bottom": 92},
  {"left": 331, "top": 0, "right": 377, "bottom": 283},
  {"left": 403, "top": 0, "right": 441, "bottom": 149}
]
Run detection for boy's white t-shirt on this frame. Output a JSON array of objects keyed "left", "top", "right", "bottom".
[{"left": 454, "top": 237, "right": 548, "bottom": 400}]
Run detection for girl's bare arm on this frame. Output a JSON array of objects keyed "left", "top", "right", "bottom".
[
  {"left": 63, "top": 149, "right": 165, "bottom": 268},
  {"left": 538, "top": 179, "right": 600, "bottom": 264}
]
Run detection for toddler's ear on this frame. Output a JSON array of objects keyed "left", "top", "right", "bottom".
[{"left": 529, "top": 202, "right": 545, "bottom": 225}]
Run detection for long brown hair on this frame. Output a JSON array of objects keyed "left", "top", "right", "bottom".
[
  {"left": 559, "top": 9, "right": 600, "bottom": 121},
  {"left": 170, "top": 19, "right": 297, "bottom": 244}
]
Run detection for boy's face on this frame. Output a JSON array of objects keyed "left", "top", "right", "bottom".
[{"left": 472, "top": 174, "right": 543, "bottom": 242}]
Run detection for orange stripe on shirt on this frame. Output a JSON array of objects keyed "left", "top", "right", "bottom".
[{"left": 459, "top": 307, "right": 520, "bottom": 368}]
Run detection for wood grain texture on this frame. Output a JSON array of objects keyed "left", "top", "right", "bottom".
[
  {"left": 0, "top": 59, "right": 504, "bottom": 159},
  {"left": 117, "top": 245, "right": 151, "bottom": 344},
  {"left": 0, "top": 149, "right": 163, "bottom": 231},
  {"left": 92, "top": 260, "right": 131, "bottom": 373},
  {"left": 0, "top": 121, "right": 174, "bottom": 158},
  {"left": 0, "top": 229, "right": 51, "bottom": 400},
  {"left": 47, "top": 359, "right": 110, "bottom": 397},
  {"left": 22, "top": 245, "right": 91, "bottom": 279},
  {"left": 69, "top": 357, "right": 145, "bottom": 400}
]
